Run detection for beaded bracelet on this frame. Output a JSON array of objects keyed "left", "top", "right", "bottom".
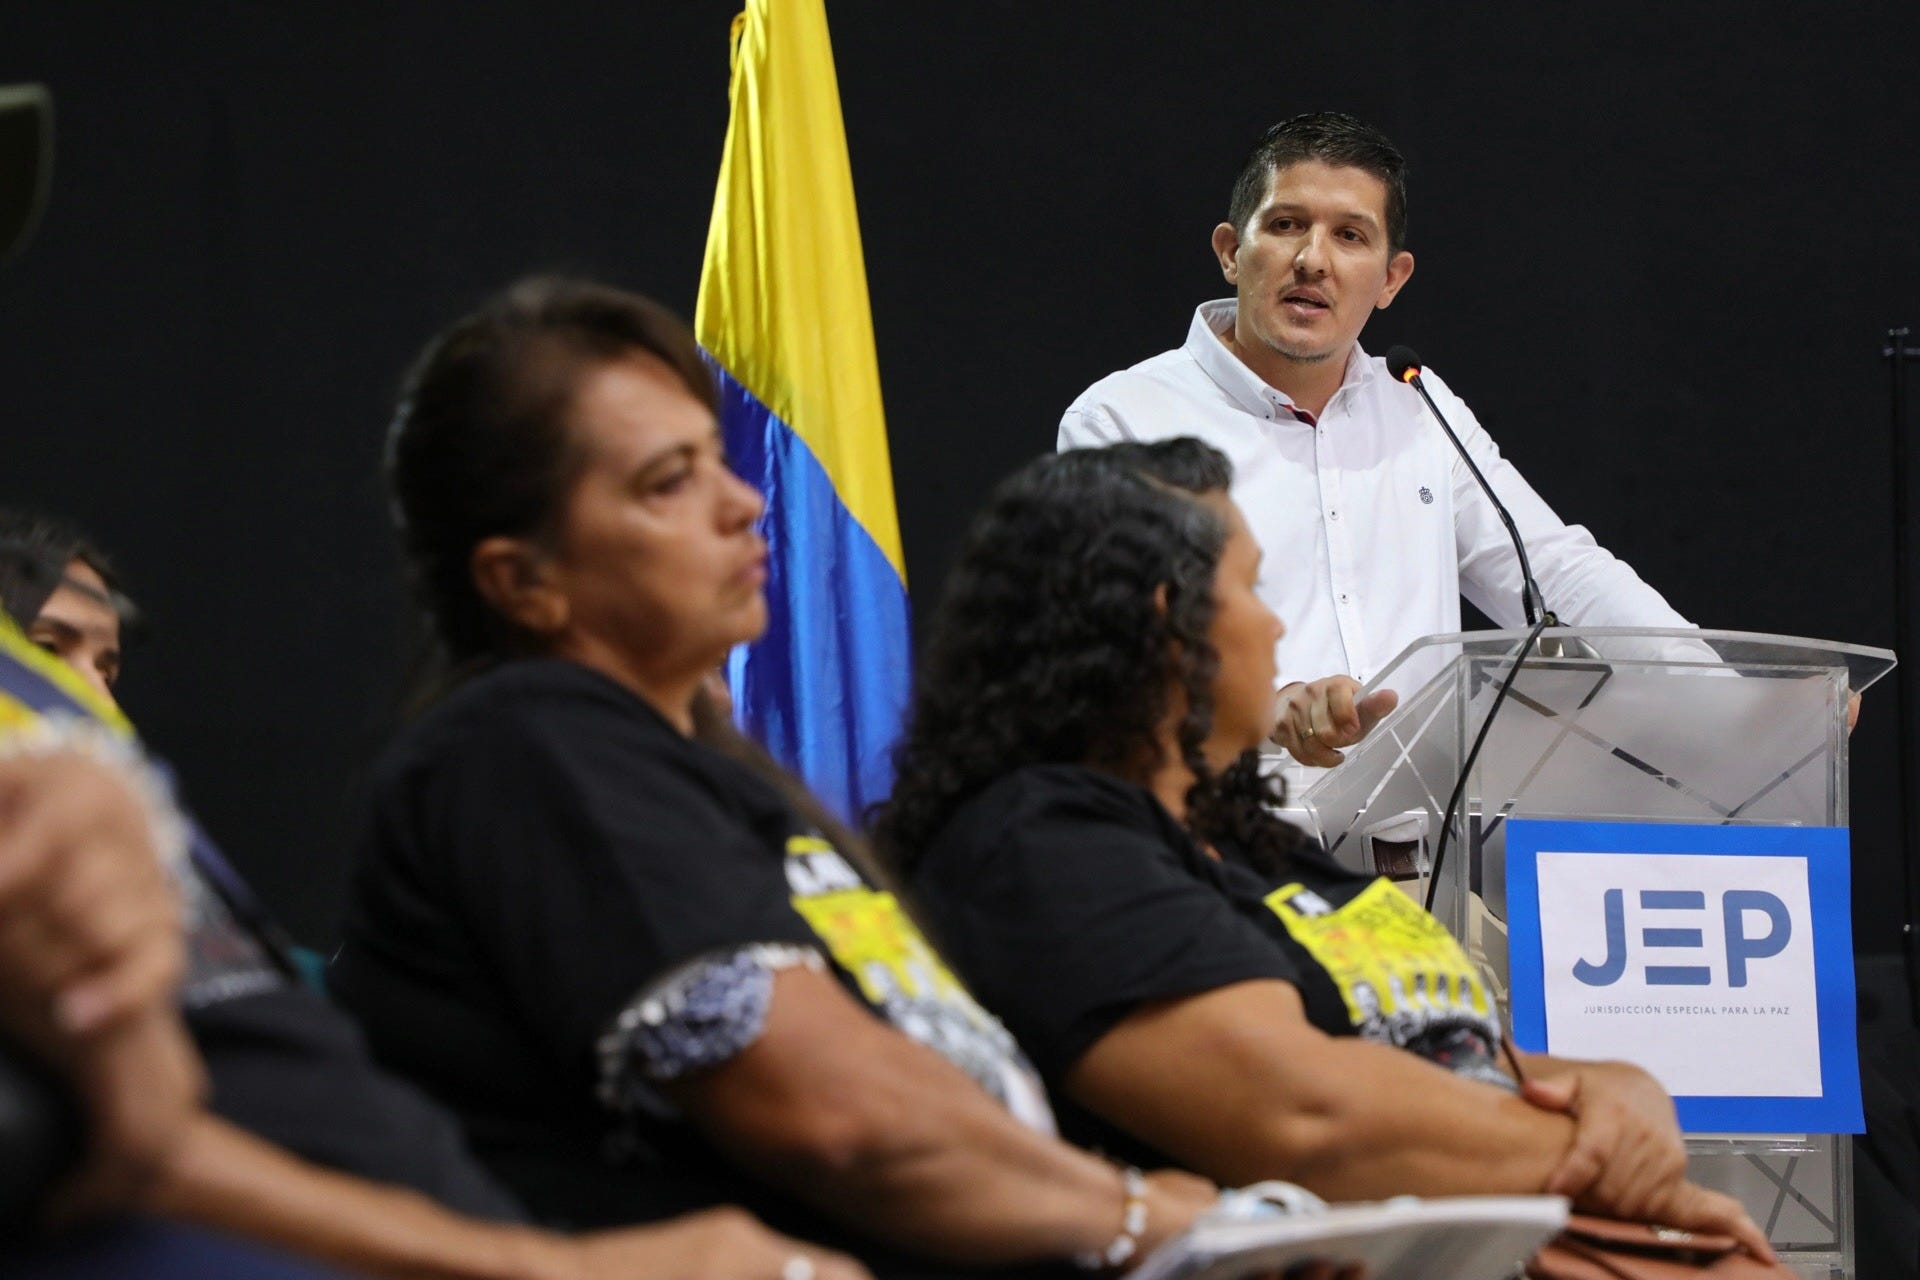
[{"left": 1074, "top": 1164, "right": 1149, "bottom": 1272}]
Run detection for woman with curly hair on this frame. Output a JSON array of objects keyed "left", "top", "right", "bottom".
[{"left": 874, "top": 439, "right": 1774, "bottom": 1261}]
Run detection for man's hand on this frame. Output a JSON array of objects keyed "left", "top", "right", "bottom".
[
  {"left": 1271, "top": 677, "right": 1398, "bottom": 768},
  {"left": 569, "top": 1208, "right": 873, "bottom": 1280},
  {"left": 1847, "top": 691, "right": 1862, "bottom": 735}
]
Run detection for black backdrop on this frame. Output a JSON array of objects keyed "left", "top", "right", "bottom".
[{"left": 2, "top": 2, "right": 1917, "bottom": 966}]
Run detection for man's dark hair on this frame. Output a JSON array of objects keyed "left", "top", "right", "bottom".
[
  {"left": 386, "top": 275, "right": 718, "bottom": 698},
  {"left": 0, "top": 507, "right": 141, "bottom": 634},
  {"left": 1226, "top": 111, "right": 1408, "bottom": 253}
]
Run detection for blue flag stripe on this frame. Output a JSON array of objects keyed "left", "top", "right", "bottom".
[{"left": 709, "top": 359, "right": 912, "bottom": 821}]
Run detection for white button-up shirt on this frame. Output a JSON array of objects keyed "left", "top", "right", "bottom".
[{"left": 1060, "top": 299, "right": 1692, "bottom": 735}]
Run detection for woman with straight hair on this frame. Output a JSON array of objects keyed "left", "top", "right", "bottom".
[
  {"left": 330, "top": 278, "right": 1224, "bottom": 1280},
  {"left": 872, "top": 439, "right": 1774, "bottom": 1263}
]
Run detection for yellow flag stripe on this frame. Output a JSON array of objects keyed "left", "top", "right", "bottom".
[{"left": 695, "top": 0, "right": 906, "bottom": 581}]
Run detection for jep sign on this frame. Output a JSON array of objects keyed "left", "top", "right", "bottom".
[
  {"left": 1572, "top": 886, "right": 1793, "bottom": 989},
  {"left": 1506, "top": 820, "right": 1861, "bottom": 1134}
]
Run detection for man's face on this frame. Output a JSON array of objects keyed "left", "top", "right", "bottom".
[
  {"left": 28, "top": 559, "right": 122, "bottom": 704},
  {"left": 1212, "top": 159, "right": 1414, "bottom": 367}
]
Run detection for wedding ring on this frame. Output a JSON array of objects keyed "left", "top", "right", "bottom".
[{"left": 782, "top": 1256, "right": 816, "bottom": 1280}]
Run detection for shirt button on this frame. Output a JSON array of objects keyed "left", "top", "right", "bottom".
[
  {"left": 1339, "top": 593, "right": 1350, "bottom": 603},
  {"left": 1328, "top": 509, "right": 1340, "bottom": 521}
]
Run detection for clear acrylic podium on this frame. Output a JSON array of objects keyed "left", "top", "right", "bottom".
[{"left": 1297, "top": 628, "right": 1896, "bottom": 1280}]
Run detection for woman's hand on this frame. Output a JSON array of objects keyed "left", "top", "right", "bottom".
[
  {"left": 1524, "top": 1060, "right": 1773, "bottom": 1262},
  {"left": 1616, "top": 1179, "right": 1777, "bottom": 1264},
  {"left": 0, "top": 750, "right": 204, "bottom": 1222},
  {"left": 1129, "top": 1167, "right": 1220, "bottom": 1263},
  {"left": 1521, "top": 1060, "right": 1683, "bottom": 1204},
  {"left": 0, "top": 750, "right": 184, "bottom": 1039}
]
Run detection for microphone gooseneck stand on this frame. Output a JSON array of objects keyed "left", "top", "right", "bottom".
[{"left": 1382, "top": 346, "right": 1558, "bottom": 915}]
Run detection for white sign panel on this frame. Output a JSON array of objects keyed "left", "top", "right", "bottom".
[{"left": 1535, "top": 851, "right": 1819, "bottom": 1098}]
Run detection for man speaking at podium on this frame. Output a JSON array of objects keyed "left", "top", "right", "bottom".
[{"left": 1058, "top": 111, "right": 1696, "bottom": 789}]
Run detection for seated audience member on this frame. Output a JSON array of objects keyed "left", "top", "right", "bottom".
[
  {"left": 873, "top": 440, "right": 1774, "bottom": 1262},
  {"left": 329, "top": 277, "right": 1220, "bottom": 1280},
  {"left": 0, "top": 510, "right": 136, "bottom": 704},
  {"left": 0, "top": 518, "right": 868, "bottom": 1280}
]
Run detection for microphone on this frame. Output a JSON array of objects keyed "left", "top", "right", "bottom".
[
  {"left": 1385, "top": 345, "right": 1550, "bottom": 628},
  {"left": 1386, "top": 345, "right": 1564, "bottom": 916}
]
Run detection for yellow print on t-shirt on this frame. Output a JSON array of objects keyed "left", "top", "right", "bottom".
[
  {"left": 784, "top": 836, "right": 970, "bottom": 1009},
  {"left": 782, "top": 837, "right": 1059, "bottom": 1134},
  {"left": 1263, "top": 878, "right": 1495, "bottom": 1045}
]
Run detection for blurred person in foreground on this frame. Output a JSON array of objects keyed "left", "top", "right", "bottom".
[{"left": 0, "top": 513, "right": 871, "bottom": 1280}]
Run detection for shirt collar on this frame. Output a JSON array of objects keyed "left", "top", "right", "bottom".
[{"left": 1185, "top": 299, "right": 1378, "bottom": 422}]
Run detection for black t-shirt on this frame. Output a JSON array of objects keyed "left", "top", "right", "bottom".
[
  {"left": 0, "top": 1039, "right": 81, "bottom": 1238},
  {"left": 909, "top": 765, "right": 1507, "bottom": 1169},
  {"left": 177, "top": 836, "right": 526, "bottom": 1224},
  {"left": 331, "top": 660, "right": 1055, "bottom": 1277}
]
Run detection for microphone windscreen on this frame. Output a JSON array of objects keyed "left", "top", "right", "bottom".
[{"left": 1385, "top": 345, "right": 1422, "bottom": 383}]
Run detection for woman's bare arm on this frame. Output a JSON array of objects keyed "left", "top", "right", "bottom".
[
  {"left": 670, "top": 966, "right": 1215, "bottom": 1268},
  {"left": 1067, "top": 979, "right": 1575, "bottom": 1196},
  {"left": 142, "top": 1112, "right": 872, "bottom": 1280},
  {"left": 1062, "top": 978, "right": 1771, "bottom": 1257}
]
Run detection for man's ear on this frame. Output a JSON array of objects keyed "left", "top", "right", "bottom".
[
  {"left": 1374, "top": 249, "right": 1415, "bottom": 309},
  {"left": 1210, "top": 222, "right": 1242, "bottom": 284},
  {"left": 470, "top": 536, "right": 568, "bottom": 638}
]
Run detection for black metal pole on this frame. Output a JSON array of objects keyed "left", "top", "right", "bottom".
[{"left": 1887, "top": 325, "right": 1920, "bottom": 1025}]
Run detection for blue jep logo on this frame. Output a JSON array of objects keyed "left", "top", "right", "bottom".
[{"left": 1572, "top": 888, "right": 1792, "bottom": 988}]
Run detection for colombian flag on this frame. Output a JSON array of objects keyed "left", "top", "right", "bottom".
[{"left": 696, "top": 0, "right": 911, "bottom": 822}]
